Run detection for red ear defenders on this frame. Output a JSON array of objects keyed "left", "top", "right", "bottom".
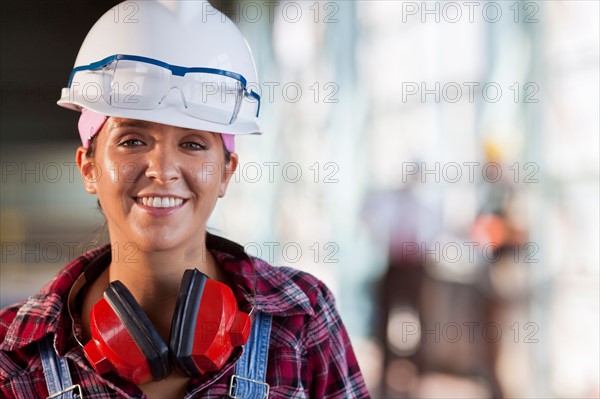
[{"left": 83, "top": 269, "right": 251, "bottom": 385}]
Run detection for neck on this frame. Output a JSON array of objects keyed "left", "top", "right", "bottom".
[
  {"left": 99, "top": 238, "right": 224, "bottom": 340},
  {"left": 109, "top": 240, "right": 217, "bottom": 292}
]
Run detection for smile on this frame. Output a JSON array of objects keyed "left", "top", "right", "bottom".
[{"left": 135, "top": 196, "right": 185, "bottom": 208}]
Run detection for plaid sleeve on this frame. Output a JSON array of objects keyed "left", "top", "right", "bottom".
[
  {"left": 0, "top": 302, "right": 48, "bottom": 399},
  {"left": 0, "top": 301, "right": 21, "bottom": 337},
  {"left": 304, "top": 281, "right": 370, "bottom": 398}
]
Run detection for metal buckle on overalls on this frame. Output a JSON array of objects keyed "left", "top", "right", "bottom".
[
  {"left": 228, "top": 375, "right": 270, "bottom": 399},
  {"left": 46, "top": 384, "right": 83, "bottom": 399}
]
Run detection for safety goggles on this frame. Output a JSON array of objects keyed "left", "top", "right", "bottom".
[{"left": 67, "top": 54, "right": 261, "bottom": 125}]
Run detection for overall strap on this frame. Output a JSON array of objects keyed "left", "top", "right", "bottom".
[
  {"left": 38, "top": 336, "right": 82, "bottom": 399},
  {"left": 229, "top": 312, "right": 273, "bottom": 399}
]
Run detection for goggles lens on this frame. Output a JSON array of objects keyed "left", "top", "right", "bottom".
[{"left": 69, "top": 55, "right": 260, "bottom": 125}]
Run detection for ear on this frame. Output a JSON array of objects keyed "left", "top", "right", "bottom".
[
  {"left": 219, "top": 153, "right": 238, "bottom": 198},
  {"left": 76, "top": 146, "right": 99, "bottom": 195}
]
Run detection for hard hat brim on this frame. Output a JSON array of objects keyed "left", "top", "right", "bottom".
[{"left": 58, "top": 91, "right": 262, "bottom": 136}]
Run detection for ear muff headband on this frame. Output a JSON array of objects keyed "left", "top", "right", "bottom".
[
  {"left": 170, "top": 269, "right": 207, "bottom": 376},
  {"left": 104, "top": 281, "right": 171, "bottom": 380}
]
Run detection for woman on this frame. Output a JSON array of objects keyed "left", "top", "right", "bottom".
[{"left": 0, "top": 1, "right": 368, "bottom": 398}]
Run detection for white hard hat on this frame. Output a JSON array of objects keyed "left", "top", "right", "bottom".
[{"left": 58, "top": 0, "right": 262, "bottom": 136}]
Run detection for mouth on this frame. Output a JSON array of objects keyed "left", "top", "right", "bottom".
[{"left": 134, "top": 196, "right": 187, "bottom": 208}]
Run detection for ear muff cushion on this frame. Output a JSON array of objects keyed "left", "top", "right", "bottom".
[
  {"left": 105, "top": 281, "right": 171, "bottom": 381},
  {"left": 169, "top": 269, "right": 207, "bottom": 376}
]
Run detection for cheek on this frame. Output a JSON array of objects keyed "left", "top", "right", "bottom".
[
  {"left": 99, "top": 155, "right": 143, "bottom": 186},
  {"left": 190, "top": 161, "right": 225, "bottom": 187}
]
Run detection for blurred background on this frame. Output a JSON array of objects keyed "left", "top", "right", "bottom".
[{"left": 1, "top": 1, "right": 598, "bottom": 397}]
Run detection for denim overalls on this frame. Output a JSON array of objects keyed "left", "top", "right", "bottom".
[{"left": 38, "top": 312, "right": 273, "bottom": 399}]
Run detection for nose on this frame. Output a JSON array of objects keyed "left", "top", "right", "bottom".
[{"left": 144, "top": 144, "right": 180, "bottom": 183}]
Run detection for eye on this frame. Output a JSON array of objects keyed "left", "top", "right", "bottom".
[
  {"left": 118, "top": 138, "right": 144, "bottom": 147},
  {"left": 181, "top": 141, "right": 206, "bottom": 151}
]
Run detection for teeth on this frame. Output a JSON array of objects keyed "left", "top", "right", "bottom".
[{"left": 138, "top": 197, "right": 184, "bottom": 208}]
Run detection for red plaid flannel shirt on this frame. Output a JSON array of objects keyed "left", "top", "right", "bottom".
[{"left": 0, "top": 234, "right": 369, "bottom": 398}]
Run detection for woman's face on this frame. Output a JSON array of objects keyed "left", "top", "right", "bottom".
[{"left": 76, "top": 117, "right": 238, "bottom": 252}]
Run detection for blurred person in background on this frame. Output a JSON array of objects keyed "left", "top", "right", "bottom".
[
  {"left": 0, "top": 2, "right": 368, "bottom": 398},
  {"left": 364, "top": 144, "right": 529, "bottom": 398}
]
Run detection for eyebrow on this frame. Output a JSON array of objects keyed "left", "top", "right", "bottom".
[
  {"left": 111, "top": 120, "right": 154, "bottom": 130},
  {"left": 111, "top": 120, "right": 197, "bottom": 132}
]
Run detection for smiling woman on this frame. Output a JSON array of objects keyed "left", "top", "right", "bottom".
[
  {"left": 77, "top": 118, "right": 238, "bottom": 254},
  {"left": 0, "top": 1, "right": 368, "bottom": 399}
]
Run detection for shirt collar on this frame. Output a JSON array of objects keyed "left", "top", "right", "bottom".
[
  {"left": 207, "top": 233, "right": 315, "bottom": 317},
  {"left": 1, "top": 233, "right": 313, "bottom": 353}
]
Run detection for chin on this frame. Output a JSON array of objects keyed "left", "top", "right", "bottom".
[
  {"left": 146, "top": 235, "right": 189, "bottom": 251},
  {"left": 125, "top": 228, "right": 191, "bottom": 253}
]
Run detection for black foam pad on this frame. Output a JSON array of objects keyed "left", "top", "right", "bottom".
[
  {"left": 169, "top": 269, "right": 207, "bottom": 376},
  {"left": 105, "top": 281, "right": 171, "bottom": 381}
]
